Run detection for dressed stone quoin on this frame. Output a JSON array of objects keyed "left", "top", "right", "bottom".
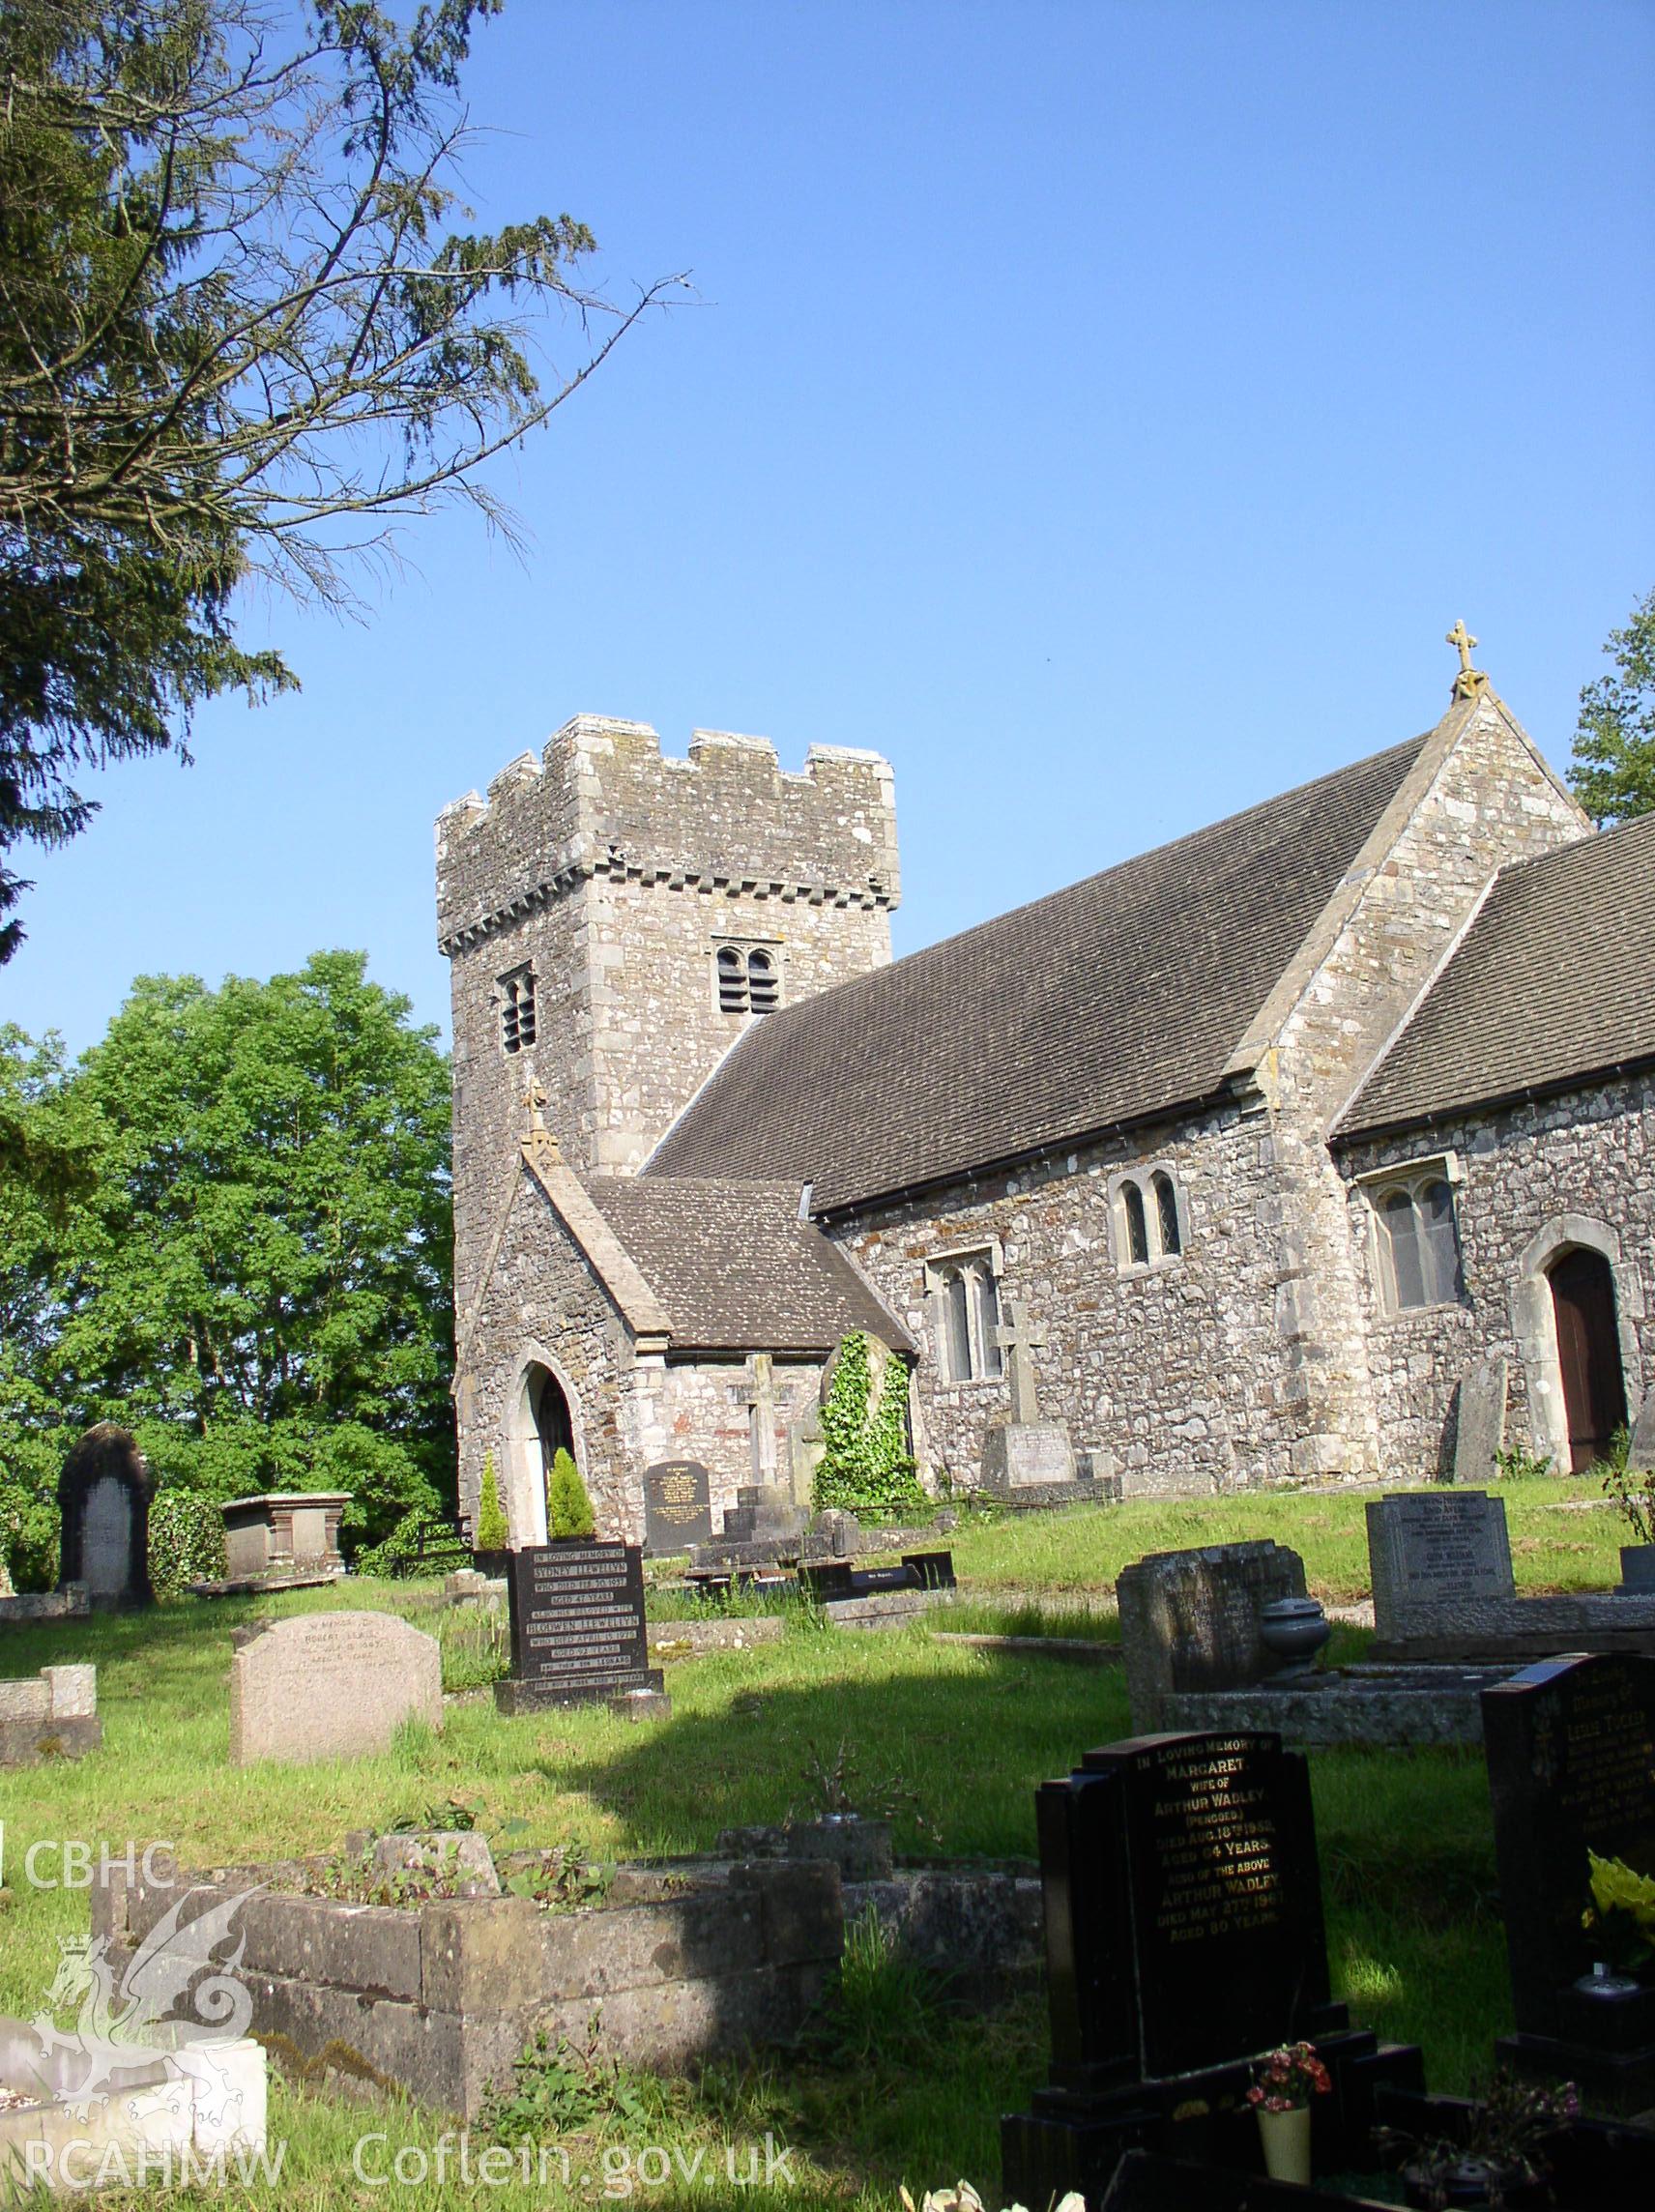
[{"left": 436, "top": 638, "right": 1654, "bottom": 1547}]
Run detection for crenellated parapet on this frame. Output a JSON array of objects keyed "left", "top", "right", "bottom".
[{"left": 436, "top": 715, "right": 899, "bottom": 955}]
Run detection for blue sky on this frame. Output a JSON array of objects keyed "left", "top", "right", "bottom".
[{"left": 8, "top": 0, "right": 1652, "bottom": 1057}]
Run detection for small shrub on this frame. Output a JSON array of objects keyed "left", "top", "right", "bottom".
[
  {"left": 810, "top": 1907, "right": 947, "bottom": 2068},
  {"left": 547, "top": 1448, "right": 595, "bottom": 1538},
  {"left": 475, "top": 1451, "right": 508, "bottom": 1551},
  {"left": 147, "top": 1488, "right": 226, "bottom": 1597},
  {"left": 1600, "top": 1430, "right": 1654, "bottom": 1544},
  {"left": 1493, "top": 1441, "right": 1554, "bottom": 1482}
]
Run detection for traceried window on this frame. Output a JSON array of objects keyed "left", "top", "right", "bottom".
[
  {"left": 500, "top": 968, "right": 537, "bottom": 1055},
  {"left": 1114, "top": 1165, "right": 1186, "bottom": 1272},
  {"left": 715, "top": 942, "right": 782, "bottom": 1016},
  {"left": 1371, "top": 1170, "right": 1463, "bottom": 1313},
  {"left": 926, "top": 1248, "right": 1003, "bottom": 1382}
]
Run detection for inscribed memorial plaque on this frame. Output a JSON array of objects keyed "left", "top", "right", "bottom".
[
  {"left": 1367, "top": 1491, "right": 1514, "bottom": 1641},
  {"left": 502, "top": 1541, "right": 663, "bottom": 1705},
  {"left": 1482, "top": 1652, "right": 1655, "bottom": 2043},
  {"left": 643, "top": 1462, "right": 713, "bottom": 1554},
  {"left": 1038, "top": 1729, "right": 1336, "bottom": 2087}
]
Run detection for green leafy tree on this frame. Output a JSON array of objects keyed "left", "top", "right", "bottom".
[
  {"left": 546, "top": 1447, "right": 595, "bottom": 1539},
  {"left": 0, "top": 951, "right": 453, "bottom": 1565},
  {"left": 0, "top": 0, "right": 679, "bottom": 957},
  {"left": 1569, "top": 589, "right": 1655, "bottom": 827},
  {"left": 475, "top": 1450, "right": 508, "bottom": 1551}
]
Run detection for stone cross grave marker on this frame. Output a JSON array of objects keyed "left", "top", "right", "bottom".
[
  {"left": 1367, "top": 1490, "right": 1514, "bottom": 1644},
  {"left": 496, "top": 1541, "right": 665, "bottom": 1714},
  {"left": 1452, "top": 1357, "right": 1510, "bottom": 1483},
  {"left": 229, "top": 1613, "right": 442, "bottom": 1765},
  {"left": 643, "top": 1461, "right": 712, "bottom": 1555},
  {"left": 995, "top": 1300, "right": 1047, "bottom": 1425},
  {"left": 1482, "top": 1652, "right": 1655, "bottom": 2104},
  {"left": 1116, "top": 1540, "right": 1308, "bottom": 1733},
  {"left": 57, "top": 1424, "right": 154, "bottom": 1611}
]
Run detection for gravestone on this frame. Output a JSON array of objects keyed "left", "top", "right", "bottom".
[
  {"left": 0, "top": 1662, "right": 101, "bottom": 1765},
  {"left": 980, "top": 1301, "right": 1079, "bottom": 1495},
  {"left": 1451, "top": 1358, "right": 1510, "bottom": 1483},
  {"left": 1366, "top": 1491, "right": 1514, "bottom": 1642},
  {"left": 495, "top": 1541, "right": 667, "bottom": 1717},
  {"left": 57, "top": 1424, "right": 154, "bottom": 1611},
  {"left": 1001, "top": 1728, "right": 1422, "bottom": 2207},
  {"left": 1482, "top": 1652, "right": 1655, "bottom": 2110},
  {"left": 642, "top": 1462, "right": 712, "bottom": 1555},
  {"left": 1629, "top": 1391, "right": 1655, "bottom": 1475},
  {"left": 1117, "top": 1541, "right": 1307, "bottom": 1733},
  {"left": 229, "top": 1612, "right": 441, "bottom": 1765}
]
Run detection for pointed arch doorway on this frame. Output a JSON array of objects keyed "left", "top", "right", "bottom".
[
  {"left": 504, "top": 1354, "right": 583, "bottom": 1545},
  {"left": 1549, "top": 1248, "right": 1628, "bottom": 1471}
]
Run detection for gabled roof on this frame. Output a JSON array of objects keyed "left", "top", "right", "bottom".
[
  {"left": 645, "top": 735, "right": 1431, "bottom": 1210},
  {"left": 572, "top": 1175, "right": 910, "bottom": 1355},
  {"left": 1335, "top": 812, "right": 1655, "bottom": 1141}
]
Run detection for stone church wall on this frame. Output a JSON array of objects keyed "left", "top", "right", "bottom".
[
  {"left": 833, "top": 1108, "right": 1305, "bottom": 1496},
  {"left": 653, "top": 1359, "right": 825, "bottom": 1527},
  {"left": 1261, "top": 697, "right": 1589, "bottom": 1475},
  {"left": 1337, "top": 1069, "right": 1654, "bottom": 1478},
  {"left": 457, "top": 1176, "right": 638, "bottom": 1546}
]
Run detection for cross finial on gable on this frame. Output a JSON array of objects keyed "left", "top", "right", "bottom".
[{"left": 1445, "top": 619, "right": 1488, "bottom": 701}]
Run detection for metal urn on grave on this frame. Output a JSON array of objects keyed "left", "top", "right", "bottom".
[
  {"left": 1482, "top": 1652, "right": 1655, "bottom": 2113},
  {"left": 495, "top": 1541, "right": 667, "bottom": 1720},
  {"left": 1001, "top": 1729, "right": 1423, "bottom": 2208},
  {"left": 57, "top": 1424, "right": 154, "bottom": 1611}
]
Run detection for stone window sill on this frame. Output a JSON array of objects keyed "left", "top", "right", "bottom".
[
  {"left": 1375, "top": 1297, "right": 1468, "bottom": 1330},
  {"left": 1117, "top": 1259, "right": 1186, "bottom": 1284}
]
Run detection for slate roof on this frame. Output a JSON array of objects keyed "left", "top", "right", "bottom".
[
  {"left": 646, "top": 736, "right": 1430, "bottom": 1211},
  {"left": 1336, "top": 812, "right": 1655, "bottom": 1140},
  {"left": 578, "top": 1176, "right": 911, "bottom": 1354}
]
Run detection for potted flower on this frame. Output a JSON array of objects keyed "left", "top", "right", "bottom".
[
  {"left": 1247, "top": 2040, "right": 1330, "bottom": 2184},
  {"left": 1580, "top": 1848, "right": 1655, "bottom": 1988},
  {"left": 1393, "top": 2073, "right": 1578, "bottom": 2208},
  {"left": 1599, "top": 1433, "right": 1655, "bottom": 1593}
]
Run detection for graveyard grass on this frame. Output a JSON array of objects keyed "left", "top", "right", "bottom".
[{"left": 0, "top": 1475, "right": 1615, "bottom": 2209}]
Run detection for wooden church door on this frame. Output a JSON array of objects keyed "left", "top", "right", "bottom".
[{"left": 1549, "top": 1248, "right": 1628, "bottom": 1470}]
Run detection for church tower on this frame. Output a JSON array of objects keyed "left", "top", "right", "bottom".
[{"left": 436, "top": 715, "right": 900, "bottom": 1318}]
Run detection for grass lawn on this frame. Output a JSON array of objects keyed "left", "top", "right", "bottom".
[{"left": 0, "top": 1476, "right": 1605, "bottom": 2208}]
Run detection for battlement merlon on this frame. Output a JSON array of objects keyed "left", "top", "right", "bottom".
[{"left": 435, "top": 715, "right": 901, "bottom": 954}]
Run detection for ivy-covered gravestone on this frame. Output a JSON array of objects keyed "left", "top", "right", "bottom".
[{"left": 813, "top": 1333, "right": 926, "bottom": 1520}]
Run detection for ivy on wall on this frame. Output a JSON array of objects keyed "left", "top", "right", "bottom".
[{"left": 813, "top": 1332, "right": 926, "bottom": 1518}]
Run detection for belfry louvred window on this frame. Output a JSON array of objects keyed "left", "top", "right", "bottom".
[
  {"left": 716, "top": 944, "right": 782, "bottom": 1016},
  {"left": 500, "top": 970, "right": 537, "bottom": 1054}
]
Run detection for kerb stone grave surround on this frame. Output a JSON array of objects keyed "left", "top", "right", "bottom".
[
  {"left": 0, "top": 1663, "right": 100, "bottom": 1764},
  {"left": 229, "top": 1613, "right": 442, "bottom": 1765}
]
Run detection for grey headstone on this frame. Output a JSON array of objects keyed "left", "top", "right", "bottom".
[
  {"left": 1116, "top": 1540, "right": 1308, "bottom": 1732},
  {"left": 57, "top": 1424, "right": 154, "bottom": 1610},
  {"left": 1629, "top": 1392, "right": 1655, "bottom": 1475},
  {"left": 981, "top": 1421, "right": 1077, "bottom": 1494},
  {"left": 229, "top": 1612, "right": 442, "bottom": 1765},
  {"left": 1452, "top": 1358, "right": 1510, "bottom": 1484},
  {"left": 1367, "top": 1491, "right": 1515, "bottom": 1643}
]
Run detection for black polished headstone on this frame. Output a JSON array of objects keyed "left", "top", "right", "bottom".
[
  {"left": 500, "top": 1541, "right": 663, "bottom": 1706},
  {"left": 1043, "top": 1731, "right": 1340, "bottom": 2087},
  {"left": 642, "top": 1461, "right": 712, "bottom": 1555},
  {"left": 1482, "top": 1653, "right": 1655, "bottom": 2101},
  {"left": 57, "top": 1423, "right": 154, "bottom": 1610}
]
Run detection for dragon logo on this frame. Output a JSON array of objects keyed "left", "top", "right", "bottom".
[{"left": 27, "top": 1885, "right": 259, "bottom": 2114}]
